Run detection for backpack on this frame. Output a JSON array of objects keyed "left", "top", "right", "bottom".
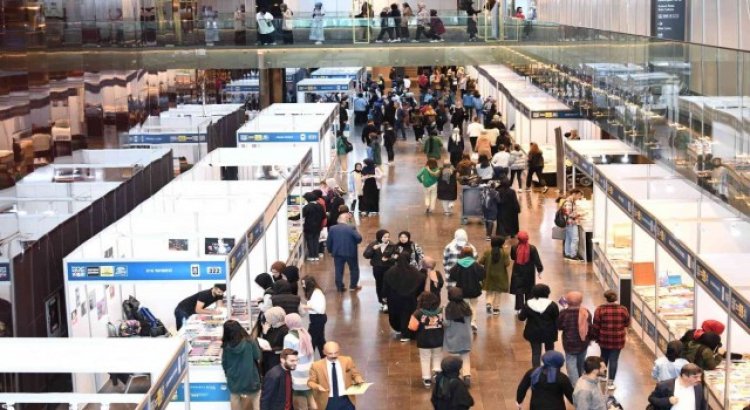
[
  {"left": 122, "top": 296, "right": 141, "bottom": 321},
  {"left": 554, "top": 204, "right": 568, "bottom": 228},
  {"left": 138, "top": 307, "right": 168, "bottom": 337}
]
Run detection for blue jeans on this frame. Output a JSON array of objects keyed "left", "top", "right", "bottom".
[
  {"left": 174, "top": 308, "right": 190, "bottom": 330},
  {"left": 601, "top": 348, "right": 621, "bottom": 380},
  {"left": 334, "top": 255, "right": 360, "bottom": 290},
  {"left": 564, "top": 224, "right": 579, "bottom": 257},
  {"left": 565, "top": 350, "right": 587, "bottom": 386}
]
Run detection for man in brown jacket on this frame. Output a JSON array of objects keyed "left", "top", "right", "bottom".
[{"left": 307, "top": 342, "right": 366, "bottom": 410}]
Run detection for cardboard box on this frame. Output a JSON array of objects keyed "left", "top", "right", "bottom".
[{"left": 633, "top": 262, "right": 656, "bottom": 286}]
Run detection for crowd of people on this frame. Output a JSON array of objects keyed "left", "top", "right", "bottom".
[{"left": 214, "top": 66, "right": 748, "bottom": 410}]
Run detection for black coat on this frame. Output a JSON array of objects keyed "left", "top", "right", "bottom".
[
  {"left": 300, "top": 202, "right": 325, "bottom": 233},
  {"left": 496, "top": 187, "right": 520, "bottom": 237},
  {"left": 363, "top": 241, "right": 397, "bottom": 267},
  {"left": 518, "top": 299, "right": 559, "bottom": 343},
  {"left": 260, "top": 364, "right": 292, "bottom": 410},
  {"left": 509, "top": 245, "right": 543, "bottom": 294},
  {"left": 270, "top": 294, "right": 300, "bottom": 314},
  {"left": 648, "top": 378, "right": 706, "bottom": 410},
  {"left": 448, "top": 261, "right": 485, "bottom": 299},
  {"left": 431, "top": 375, "right": 475, "bottom": 410},
  {"left": 437, "top": 172, "right": 458, "bottom": 201},
  {"left": 516, "top": 368, "right": 573, "bottom": 410},
  {"left": 327, "top": 195, "right": 345, "bottom": 227}
]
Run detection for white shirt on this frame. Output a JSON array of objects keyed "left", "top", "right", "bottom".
[
  {"left": 491, "top": 151, "right": 511, "bottom": 168},
  {"left": 327, "top": 359, "right": 347, "bottom": 398},
  {"left": 257, "top": 12, "right": 274, "bottom": 34},
  {"left": 307, "top": 288, "right": 326, "bottom": 314},
  {"left": 403, "top": 78, "right": 411, "bottom": 89},
  {"left": 671, "top": 379, "right": 695, "bottom": 410},
  {"left": 467, "top": 122, "right": 484, "bottom": 138}
]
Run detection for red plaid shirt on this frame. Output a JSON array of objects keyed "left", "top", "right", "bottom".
[{"left": 592, "top": 303, "right": 630, "bottom": 350}]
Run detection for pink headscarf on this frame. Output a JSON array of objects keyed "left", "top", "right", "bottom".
[
  {"left": 565, "top": 291, "right": 589, "bottom": 342},
  {"left": 284, "top": 313, "right": 314, "bottom": 356}
]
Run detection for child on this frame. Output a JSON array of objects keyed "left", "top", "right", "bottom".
[
  {"left": 652, "top": 340, "right": 689, "bottom": 382},
  {"left": 443, "top": 287, "right": 473, "bottom": 386},
  {"left": 428, "top": 9, "right": 445, "bottom": 42},
  {"left": 408, "top": 292, "right": 444, "bottom": 388}
]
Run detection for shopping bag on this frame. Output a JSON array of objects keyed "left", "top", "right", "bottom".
[
  {"left": 586, "top": 341, "right": 601, "bottom": 357},
  {"left": 551, "top": 226, "right": 565, "bottom": 240}
]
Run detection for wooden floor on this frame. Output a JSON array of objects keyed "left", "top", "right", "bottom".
[{"left": 298, "top": 124, "right": 655, "bottom": 410}]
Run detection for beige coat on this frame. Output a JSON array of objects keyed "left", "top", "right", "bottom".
[{"left": 307, "top": 356, "right": 365, "bottom": 410}]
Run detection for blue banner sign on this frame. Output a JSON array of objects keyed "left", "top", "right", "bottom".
[
  {"left": 128, "top": 133, "right": 205, "bottom": 144},
  {"left": 567, "top": 148, "right": 594, "bottom": 176},
  {"left": 645, "top": 318, "right": 656, "bottom": 340},
  {"left": 657, "top": 333, "right": 668, "bottom": 354},
  {"left": 237, "top": 132, "right": 320, "bottom": 143},
  {"left": 607, "top": 183, "right": 633, "bottom": 213},
  {"left": 297, "top": 84, "right": 350, "bottom": 92},
  {"left": 731, "top": 294, "right": 750, "bottom": 333},
  {"left": 655, "top": 224, "right": 693, "bottom": 272},
  {"left": 695, "top": 259, "right": 730, "bottom": 308},
  {"left": 310, "top": 74, "right": 359, "bottom": 80},
  {"left": 633, "top": 305, "right": 643, "bottom": 328},
  {"left": 225, "top": 85, "right": 259, "bottom": 92},
  {"left": 632, "top": 203, "right": 656, "bottom": 234},
  {"left": 149, "top": 350, "right": 187, "bottom": 410},
  {"left": 67, "top": 260, "right": 226, "bottom": 281},
  {"left": 175, "top": 382, "right": 230, "bottom": 402},
  {"left": 0, "top": 263, "right": 9, "bottom": 282},
  {"left": 228, "top": 235, "right": 248, "bottom": 278},
  {"left": 593, "top": 170, "right": 607, "bottom": 190},
  {"left": 531, "top": 110, "right": 583, "bottom": 119},
  {"left": 247, "top": 217, "right": 265, "bottom": 251}
]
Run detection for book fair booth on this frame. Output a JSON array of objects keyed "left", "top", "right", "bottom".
[
  {"left": 0, "top": 338, "right": 189, "bottom": 410},
  {"left": 176, "top": 146, "right": 315, "bottom": 267},
  {"left": 295, "top": 77, "right": 356, "bottom": 103},
  {"left": 566, "top": 139, "right": 750, "bottom": 409},
  {"left": 237, "top": 103, "right": 339, "bottom": 178}
]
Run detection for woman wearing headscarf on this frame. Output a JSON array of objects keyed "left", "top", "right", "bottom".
[
  {"left": 360, "top": 158, "right": 382, "bottom": 216},
  {"left": 349, "top": 162, "right": 364, "bottom": 213},
  {"left": 395, "top": 230, "right": 424, "bottom": 267},
  {"left": 436, "top": 163, "right": 458, "bottom": 215},
  {"left": 260, "top": 306, "right": 289, "bottom": 375},
  {"left": 283, "top": 265, "right": 300, "bottom": 295},
  {"left": 447, "top": 247, "right": 485, "bottom": 332},
  {"left": 510, "top": 231, "right": 543, "bottom": 312},
  {"left": 683, "top": 325, "right": 724, "bottom": 371},
  {"left": 254, "top": 272, "right": 275, "bottom": 312},
  {"left": 518, "top": 284, "right": 559, "bottom": 368},
  {"left": 363, "top": 229, "right": 397, "bottom": 312},
  {"left": 556, "top": 291, "right": 591, "bottom": 385},
  {"left": 325, "top": 178, "right": 346, "bottom": 227},
  {"left": 384, "top": 251, "right": 426, "bottom": 342},
  {"left": 431, "top": 356, "right": 474, "bottom": 410},
  {"left": 408, "top": 291, "right": 444, "bottom": 388},
  {"left": 291, "top": 191, "right": 325, "bottom": 261},
  {"left": 680, "top": 319, "right": 726, "bottom": 345},
  {"left": 420, "top": 256, "right": 444, "bottom": 303},
  {"left": 447, "top": 127, "right": 464, "bottom": 167},
  {"left": 443, "top": 287, "right": 473, "bottom": 386},
  {"left": 515, "top": 350, "right": 573, "bottom": 410},
  {"left": 495, "top": 178, "right": 520, "bottom": 239},
  {"left": 283, "top": 313, "right": 315, "bottom": 409},
  {"left": 309, "top": 2, "right": 325, "bottom": 44},
  {"left": 479, "top": 236, "right": 510, "bottom": 316}
]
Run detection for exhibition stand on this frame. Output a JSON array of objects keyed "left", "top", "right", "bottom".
[
  {"left": 0, "top": 148, "right": 172, "bottom": 342},
  {"left": 310, "top": 67, "right": 366, "bottom": 90},
  {"left": 222, "top": 78, "right": 260, "bottom": 103},
  {"left": 127, "top": 115, "right": 212, "bottom": 168},
  {"left": 296, "top": 78, "right": 356, "bottom": 103},
  {"left": 237, "top": 103, "right": 339, "bottom": 178},
  {"left": 566, "top": 140, "right": 750, "bottom": 409},
  {"left": 177, "top": 146, "right": 315, "bottom": 267},
  {"left": 0, "top": 337, "right": 188, "bottom": 410}
]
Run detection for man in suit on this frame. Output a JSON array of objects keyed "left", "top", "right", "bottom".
[
  {"left": 647, "top": 363, "right": 707, "bottom": 410},
  {"left": 307, "top": 342, "right": 366, "bottom": 410},
  {"left": 261, "top": 348, "right": 299, "bottom": 410}
]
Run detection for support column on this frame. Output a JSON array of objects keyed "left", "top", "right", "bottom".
[{"left": 258, "top": 50, "right": 286, "bottom": 108}]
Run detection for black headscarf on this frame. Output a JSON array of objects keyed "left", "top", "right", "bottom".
[
  {"left": 440, "top": 356, "right": 463, "bottom": 378},
  {"left": 303, "top": 192, "right": 318, "bottom": 203},
  {"left": 376, "top": 229, "right": 389, "bottom": 243},
  {"left": 255, "top": 273, "right": 274, "bottom": 291},
  {"left": 283, "top": 266, "right": 299, "bottom": 283},
  {"left": 436, "top": 356, "right": 464, "bottom": 400},
  {"left": 384, "top": 252, "right": 425, "bottom": 297},
  {"left": 444, "top": 287, "right": 472, "bottom": 321},
  {"left": 698, "top": 332, "right": 722, "bottom": 351},
  {"left": 270, "top": 279, "right": 292, "bottom": 295},
  {"left": 397, "top": 231, "right": 413, "bottom": 248},
  {"left": 490, "top": 236, "right": 505, "bottom": 263},
  {"left": 362, "top": 158, "right": 376, "bottom": 175}
]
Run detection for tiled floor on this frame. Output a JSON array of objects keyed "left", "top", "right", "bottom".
[{"left": 299, "top": 125, "right": 654, "bottom": 409}]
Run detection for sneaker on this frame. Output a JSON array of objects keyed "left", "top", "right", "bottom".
[
  {"left": 492, "top": 309, "right": 501, "bottom": 315},
  {"left": 422, "top": 379, "right": 432, "bottom": 388},
  {"left": 485, "top": 304, "right": 492, "bottom": 313},
  {"left": 399, "top": 337, "right": 410, "bottom": 342},
  {"left": 463, "top": 376, "right": 471, "bottom": 387},
  {"left": 471, "top": 323, "right": 478, "bottom": 333},
  {"left": 306, "top": 257, "right": 316, "bottom": 261},
  {"left": 411, "top": 39, "right": 419, "bottom": 43},
  {"left": 439, "top": 39, "right": 445, "bottom": 42},
  {"left": 349, "top": 285, "right": 362, "bottom": 292},
  {"left": 315, "top": 41, "right": 322, "bottom": 45},
  {"left": 524, "top": 188, "right": 532, "bottom": 192},
  {"left": 429, "top": 39, "right": 439, "bottom": 43},
  {"left": 375, "top": 40, "right": 384, "bottom": 43},
  {"left": 542, "top": 186, "right": 549, "bottom": 193},
  {"left": 380, "top": 304, "right": 388, "bottom": 313},
  {"left": 485, "top": 236, "right": 491, "bottom": 241},
  {"left": 606, "top": 381, "right": 616, "bottom": 390}
]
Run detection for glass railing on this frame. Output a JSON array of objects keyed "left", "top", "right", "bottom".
[{"left": 2, "top": 12, "right": 529, "bottom": 48}]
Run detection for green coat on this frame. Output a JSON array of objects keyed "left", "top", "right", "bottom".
[
  {"left": 423, "top": 135, "right": 444, "bottom": 159},
  {"left": 336, "top": 137, "right": 349, "bottom": 156},
  {"left": 479, "top": 248, "right": 510, "bottom": 292}
]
